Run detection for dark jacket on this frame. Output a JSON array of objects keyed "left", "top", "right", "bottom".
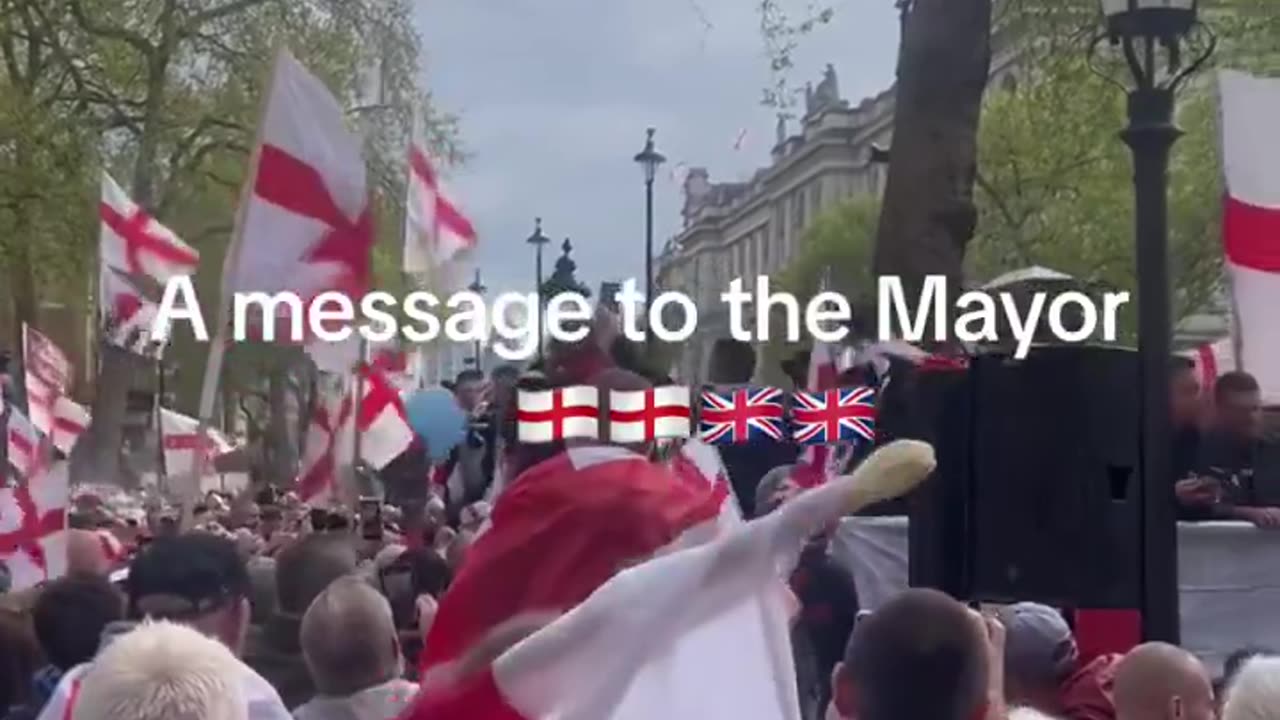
[
  {"left": 243, "top": 617, "right": 313, "bottom": 710},
  {"left": 790, "top": 541, "right": 859, "bottom": 709}
]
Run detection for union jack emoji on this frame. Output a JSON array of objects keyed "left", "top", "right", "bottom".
[
  {"left": 791, "top": 387, "right": 877, "bottom": 446},
  {"left": 698, "top": 387, "right": 785, "bottom": 445}
]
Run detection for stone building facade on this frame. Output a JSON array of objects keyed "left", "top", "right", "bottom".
[{"left": 657, "top": 54, "right": 1019, "bottom": 383}]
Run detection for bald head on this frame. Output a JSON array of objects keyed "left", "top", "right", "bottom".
[
  {"left": 1114, "top": 643, "right": 1214, "bottom": 720},
  {"left": 67, "top": 529, "right": 110, "bottom": 577},
  {"left": 300, "top": 576, "right": 400, "bottom": 696}
]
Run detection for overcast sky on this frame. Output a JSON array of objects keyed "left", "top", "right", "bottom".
[{"left": 414, "top": 0, "right": 900, "bottom": 297}]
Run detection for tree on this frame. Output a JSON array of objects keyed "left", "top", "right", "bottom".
[
  {"left": 2, "top": 0, "right": 457, "bottom": 484},
  {"left": 763, "top": 197, "right": 879, "bottom": 382},
  {"left": 969, "top": 0, "right": 1280, "bottom": 336},
  {"left": 872, "top": 0, "right": 993, "bottom": 336}
]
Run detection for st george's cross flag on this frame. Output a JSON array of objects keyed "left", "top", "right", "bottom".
[
  {"left": 296, "top": 366, "right": 414, "bottom": 504},
  {"left": 404, "top": 124, "right": 477, "bottom": 273},
  {"left": 405, "top": 441, "right": 936, "bottom": 720},
  {"left": 296, "top": 378, "right": 353, "bottom": 505},
  {"left": 224, "top": 49, "right": 373, "bottom": 342},
  {"left": 515, "top": 386, "right": 600, "bottom": 443},
  {"left": 22, "top": 325, "right": 71, "bottom": 436},
  {"left": 418, "top": 444, "right": 724, "bottom": 673},
  {"left": 159, "top": 409, "right": 237, "bottom": 476},
  {"left": 608, "top": 386, "right": 692, "bottom": 443},
  {"left": 99, "top": 173, "right": 198, "bottom": 356},
  {"left": 100, "top": 172, "right": 199, "bottom": 284},
  {"left": 50, "top": 397, "right": 91, "bottom": 455},
  {"left": 1219, "top": 70, "right": 1280, "bottom": 404},
  {"left": 1, "top": 411, "right": 70, "bottom": 591}
]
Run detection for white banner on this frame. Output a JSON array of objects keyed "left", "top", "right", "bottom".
[{"left": 832, "top": 517, "right": 1280, "bottom": 672}]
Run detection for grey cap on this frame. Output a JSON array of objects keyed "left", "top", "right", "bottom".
[{"left": 999, "top": 602, "right": 1078, "bottom": 683}]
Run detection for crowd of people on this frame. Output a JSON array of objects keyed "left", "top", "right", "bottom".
[{"left": 1, "top": 329, "right": 1278, "bottom": 720}]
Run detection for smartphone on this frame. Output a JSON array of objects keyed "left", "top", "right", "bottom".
[
  {"left": 359, "top": 498, "right": 383, "bottom": 540},
  {"left": 380, "top": 563, "right": 416, "bottom": 629},
  {"left": 309, "top": 508, "right": 329, "bottom": 531}
]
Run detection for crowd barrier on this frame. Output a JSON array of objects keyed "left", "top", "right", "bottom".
[{"left": 831, "top": 517, "right": 1280, "bottom": 672}]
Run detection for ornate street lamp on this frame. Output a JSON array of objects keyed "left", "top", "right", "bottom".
[
  {"left": 526, "top": 218, "right": 551, "bottom": 361},
  {"left": 634, "top": 128, "right": 666, "bottom": 349},
  {"left": 468, "top": 269, "right": 487, "bottom": 371},
  {"left": 1091, "top": 0, "right": 1215, "bottom": 644}
]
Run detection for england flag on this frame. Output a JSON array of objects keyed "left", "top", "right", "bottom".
[
  {"left": 608, "top": 386, "right": 692, "bottom": 443},
  {"left": 516, "top": 386, "right": 600, "bottom": 443}
]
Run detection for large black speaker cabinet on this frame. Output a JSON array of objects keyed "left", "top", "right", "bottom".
[{"left": 907, "top": 346, "right": 1142, "bottom": 609}]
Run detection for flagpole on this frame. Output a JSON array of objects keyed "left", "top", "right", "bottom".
[
  {"left": 352, "top": 335, "right": 367, "bottom": 467},
  {"left": 154, "top": 359, "right": 168, "bottom": 495},
  {"left": 185, "top": 48, "right": 282, "bottom": 531}
]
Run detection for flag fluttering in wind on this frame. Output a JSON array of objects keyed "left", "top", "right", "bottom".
[
  {"left": 159, "top": 409, "right": 236, "bottom": 476},
  {"left": 1219, "top": 70, "right": 1280, "bottom": 404},
  {"left": 296, "top": 365, "right": 414, "bottom": 505},
  {"left": 99, "top": 172, "right": 199, "bottom": 357},
  {"left": 404, "top": 121, "right": 476, "bottom": 274},
  {"left": 22, "top": 325, "right": 71, "bottom": 436},
  {"left": 406, "top": 440, "right": 936, "bottom": 720},
  {"left": 224, "top": 48, "right": 373, "bottom": 338},
  {"left": 1, "top": 409, "right": 69, "bottom": 591},
  {"left": 51, "top": 397, "right": 90, "bottom": 455}
]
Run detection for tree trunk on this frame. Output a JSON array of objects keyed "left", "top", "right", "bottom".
[
  {"left": 873, "top": 0, "right": 992, "bottom": 334},
  {"left": 265, "top": 360, "right": 298, "bottom": 484},
  {"left": 76, "top": 51, "right": 172, "bottom": 486}
]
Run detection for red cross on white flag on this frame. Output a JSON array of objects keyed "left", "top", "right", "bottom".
[
  {"left": 100, "top": 172, "right": 199, "bottom": 284},
  {"left": 515, "top": 386, "right": 600, "bottom": 443},
  {"left": 22, "top": 324, "right": 71, "bottom": 436},
  {"left": 404, "top": 130, "right": 476, "bottom": 273},
  {"left": 1, "top": 409, "right": 69, "bottom": 591},
  {"left": 224, "top": 49, "right": 373, "bottom": 337},
  {"left": 51, "top": 397, "right": 90, "bottom": 455},
  {"left": 608, "top": 386, "right": 692, "bottom": 443},
  {"left": 159, "top": 409, "right": 237, "bottom": 476}
]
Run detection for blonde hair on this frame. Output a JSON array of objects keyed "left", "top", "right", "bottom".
[
  {"left": 73, "top": 621, "right": 246, "bottom": 720},
  {"left": 1224, "top": 656, "right": 1280, "bottom": 720}
]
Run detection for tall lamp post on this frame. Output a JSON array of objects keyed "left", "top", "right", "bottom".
[
  {"left": 468, "top": 269, "right": 487, "bottom": 371},
  {"left": 526, "top": 218, "right": 551, "bottom": 361},
  {"left": 634, "top": 128, "right": 666, "bottom": 350},
  {"left": 1092, "top": 0, "right": 1215, "bottom": 643}
]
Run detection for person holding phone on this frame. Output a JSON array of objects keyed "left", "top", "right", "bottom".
[{"left": 1181, "top": 372, "right": 1280, "bottom": 528}]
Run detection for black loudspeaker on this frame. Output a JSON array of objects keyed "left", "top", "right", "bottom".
[
  {"left": 903, "top": 362, "right": 975, "bottom": 597},
  {"left": 907, "top": 346, "right": 1142, "bottom": 609}
]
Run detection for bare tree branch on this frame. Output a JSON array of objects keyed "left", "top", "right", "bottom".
[
  {"left": 189, "top": 0, "right": 276, "bottom": 27},
  {"left": 67, "top": 0, "right": 153, "bottom": 54}
]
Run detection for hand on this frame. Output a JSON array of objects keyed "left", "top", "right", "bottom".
[
  {"left": 1236, "top": 506, "right": 1280, "bottom": 529},
  {"left": 416, "top": 593, "right": 439, "bottom": 635},
  {"left": 1174, "top": 477, "right": 1220, "bottom": 507}
]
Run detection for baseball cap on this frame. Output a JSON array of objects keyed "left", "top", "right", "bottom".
[
  {"left": 998, "top": 602, "right": 1079, "bottom": 682},
  {"left": 126, "top": 533, "right": 250, "bottom": 620}
]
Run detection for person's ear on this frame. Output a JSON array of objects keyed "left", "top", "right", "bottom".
[
  {"left": 1170, "top": 695, "right": 1184, "bottom": 720},
  {"left": 831, "top": 662, "right": 856, "bottom": 718}
]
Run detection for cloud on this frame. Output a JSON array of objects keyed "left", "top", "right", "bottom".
[{"left": 415, "top": 0, "right": 899, "bottom": 298}]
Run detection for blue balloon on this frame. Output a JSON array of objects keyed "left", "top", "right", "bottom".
[{"left": 404, "top": 387, "right": 467, "bottom": 462}]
